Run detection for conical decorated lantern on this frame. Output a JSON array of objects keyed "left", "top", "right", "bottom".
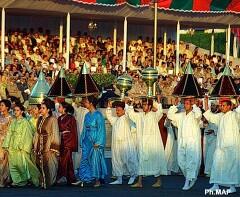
[
  {"left": 173, "top": 63, "right": 203, "bottom": 97},
  {"left": 74, "top": 63, "right": 100, "bottom": 96},
  {"left": 116, "top": 74, "right": 133, "bottom": 99},
  {"left": 210, "top": 65, "right": 240, "bottom": 97},
  {"left": 47, "top": 68, "right": 72, "bottom": 99},
  {"left": 29, "top": 71, "right": 50, "bottom": 105},
  {"left": 142, "top": 67, "right": 158, "bottom": 97}
]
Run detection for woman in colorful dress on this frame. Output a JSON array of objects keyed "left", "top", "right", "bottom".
[
  {"left": 33, "top": 99, "right": 60, "bottom": 189},
  {"left": 57, "top": 102, "right": 78, "bottom": 184},
  {"left": 2, "top": 103, "right": 40, "bottom": 187},
  {"left": 0, "top": 99, "right": 12, "bottom": 187},
  {"left": 73, "top": 96, "right": 107, "bottom": 187}
]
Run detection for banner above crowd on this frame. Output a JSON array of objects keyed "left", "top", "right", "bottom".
[
  {"left": 2, "top": 0, "right": 240, "bottom": 27},
  {"left": 71, "top": 0, "right": 240, "bottom": 13}
]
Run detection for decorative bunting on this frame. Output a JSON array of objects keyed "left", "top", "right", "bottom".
[
  {"left": 227, "top": 0, "right": 240, "bottom": 13},
  {"left": 210, "top": 0, "right": 232, "bottom": 11},
  {"left": 193, "top": 0, "right": 211, "bottom": 11},
  {"left": 170, "top": 0, "right": 193, "bottom": 11},
  {"left": 69, "top": 0, "right": 240, "bottom": 13},
  {"left": 158, "top": 0, "right": 172, "bottom": 9}
]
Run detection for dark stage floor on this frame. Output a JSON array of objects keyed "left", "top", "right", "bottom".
[{"left": 0, "top": 159, "right": 239, "bottom": 197}]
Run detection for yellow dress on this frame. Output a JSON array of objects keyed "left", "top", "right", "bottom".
[{"left": 2, "top": 117, "right": 40, "bottom": 186}]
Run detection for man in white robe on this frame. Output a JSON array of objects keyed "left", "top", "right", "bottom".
[
  {"left": 203, "top": 98, "right": 240, "bottom": 194},
  {"left": 164, "top": 119, "right": 179, "bottom": 175},
  {"left": 126, "top": 98, "right": 168, "bottom": 188},
  {"left": 106, "top": 101, "right": 138, "bottom": 185},
  {"left": 72, "top": 99, "right": 88, "bottom": 173},
  {"left": 167, "top": 98, "right": 202, "bottom": 190}
]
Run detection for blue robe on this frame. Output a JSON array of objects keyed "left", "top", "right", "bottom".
[{"left": 78, "top": 110, "right": 107, "bottom": 182}]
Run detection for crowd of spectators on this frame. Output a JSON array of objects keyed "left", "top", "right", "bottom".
[{"left": 0, "top": 28, "right": 240, "bottom": 106}]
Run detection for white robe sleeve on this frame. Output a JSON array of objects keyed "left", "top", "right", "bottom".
[
  {"left": 192, "top": 104, "right": 202, "bottom": 122},
  {"left": 234, "top": 105, "right": 240, "bottom": 121},
  {"left": 72, "top": 103, "right": 78, "bottom": 116},
  {"left": 154, "top": 102, "right": 163, "bottom": 122},
  {"left": 106, "top": 108, "right": 117, "bottom": 125},
  {"left": 203, "top": 110, "right": 221, "bottom": 125},
  {"left": 125, "top": 104, "right": 140, "bottom": 123},
  {"left": 73, "top": 104, "right": 88, "bottom": 118},
  {"left": 167, "top": 105, "right": 181, "bottom": 128}
]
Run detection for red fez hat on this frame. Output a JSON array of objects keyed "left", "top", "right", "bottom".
[
  {"left": 219, "top": 97, "right": 231, "bottom": 104},
  {"left": 56, "top": 97, "right": 65, "bottom": 103}
]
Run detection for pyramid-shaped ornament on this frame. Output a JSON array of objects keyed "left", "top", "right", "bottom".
[
  {"left": 47, "top": 68, "right": 72, "bottom": 97},
  {"left": 74, "top": 63, "right": 100, "bottom": 96},
  {"left": 210, "top": 65, "right": 240, "bottom": 97},
  {"left": 172, "top": 63, "right": 203, "bottom": 98},
  {"left": 29, "top": 70, "right": 50, "bottom": 105}
]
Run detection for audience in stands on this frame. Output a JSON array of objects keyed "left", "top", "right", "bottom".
[{"left": 0, "top": 28, "right": 239, "bottom": 106}]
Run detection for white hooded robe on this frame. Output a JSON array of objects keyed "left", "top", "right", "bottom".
[
  {"left": 203, "top": 107, "right": 240, "bottom": 185},
  {"left": 167, "top": 104, "right": 202, "bottom": 180},
  {"left": 126, "top": 103, "right": 168, "bottom": 176},
  {"left": 106, "top": 109, "right": 138, "bottom": 177}
]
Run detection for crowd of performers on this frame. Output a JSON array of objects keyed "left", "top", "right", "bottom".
[{"left": 0, "top": 95, "right": 239, "bottom": 194}]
